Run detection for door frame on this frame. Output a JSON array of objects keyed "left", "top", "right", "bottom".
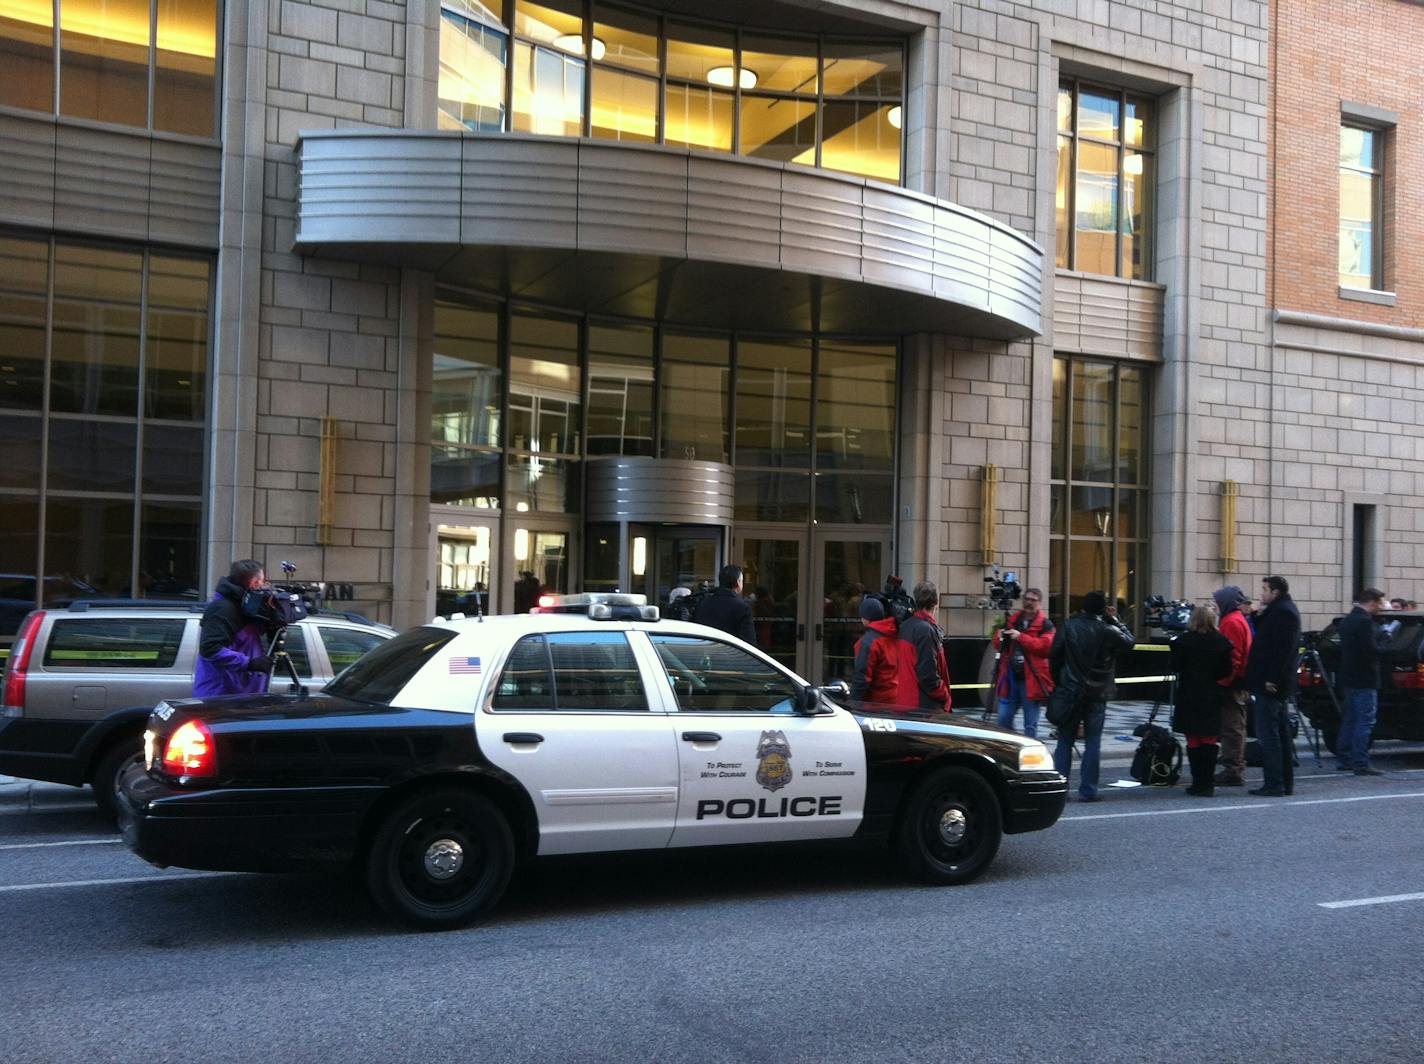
[{"left": 733, "top": 525, "right": 810, "bottom": 677}]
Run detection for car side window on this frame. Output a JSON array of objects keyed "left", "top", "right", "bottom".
[
  {"left": 318, "top": 626, "right": 385, "bottom": 672},
  {"left": 42, "top": 618, "right": 186, "bottom": 669},
  {"left": 492, "top": 633, "right": 648, "bottom": 711},
  {"left": 649, "top": 635, "right": 799, "bottom": 713}
]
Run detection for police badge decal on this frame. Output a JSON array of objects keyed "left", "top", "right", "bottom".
[{"left": 755, "top": 730, "right": 793, "bottom": 792}]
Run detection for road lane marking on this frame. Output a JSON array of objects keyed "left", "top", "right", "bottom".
[
  {"left": 1319, "top": 892, "right": 1424, "bottom": 910},
  {"left": 0, "top": 838, "right": 121, "bottom": 851},
  {"left": 1062, "top": 790, "right": 1424, "bottom": 821},
  {"left": 0, "top": 872, "right": 235, "bottom": 893}
]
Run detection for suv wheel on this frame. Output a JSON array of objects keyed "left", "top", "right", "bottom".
[
  {"left": 894, "top": 766, "right": 1002, "bottom": 886},
  {"left": 91, "top": 738, "right": 142, "bottom": 819},
  {"left": 365, "top": 788, "right": 514, "bottom": 931}
]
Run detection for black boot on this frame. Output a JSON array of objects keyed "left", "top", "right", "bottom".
[{"left": 1185, "top": 746, "right": 1214, "bottom": 796}]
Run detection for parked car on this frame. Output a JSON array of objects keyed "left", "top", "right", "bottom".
[
  {"left": 1296, "top": 610, "right": 1424, "bottom": 751},
  {"left": 0, "top": 600, "right": 395, "bottom": 814},
  {"left": 117, "top": 593, "right": 1066, "bottom": 931}
]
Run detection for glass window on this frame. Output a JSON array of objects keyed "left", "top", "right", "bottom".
[
  {"left": 43, "top": 618, "right": 186, "bottom": 668},
  {"left": 433, "top": 445, "right": 502, "bottom": 508},
  {"left": 513, "top": 39, "right": 585, "bottom": 135},
  {"left": 650, "top": 634, "right": 799, "bottom": 713},
  {"left": 0, "top": 237, "right": 49, "bottom": 412},
  {"left": 512, "top": 529, "right": 568, "bottom": 608},
  {"left": 815, "top": 341, "right": 895, "bottom": 471},
  {"left": 820, "top": 100, "right": 900, "bottom": 182},
  {"left": 1339, "top": 125, "right": 1382, "bottom": 290},
  {"left": 492, "top": 634, "right": 552, "bottom": 708},
  {"left": 1057, "top": 81, "right": 1155, "bottom": 280},
  {"left": 142, "top": 423, "right": 204, "bottom": 496},
  {"left": 436, "top": 527, "right": 493, "bottom": 615},
  {"left": 0, "top": 499, "right": 41, "bottom": 639},
  {"left": 506, "top": 453, "right": 580, "bottom": 513},
  {"left": 660, "top": 333, "right": 729, "bottom": 463},
  {"left": 0, "top": 0, "right": 55, "bottom": 111},
  {"left": 590, "top": 65, "right": 658, "bottom": 143},
  {"left": 740, "top": 34, "right": 818, "bottom": 95},
  {"left": 43, "top": 497, "right": 134, "bottom": 599},
  {"left": 274, "top": 624, "right": 314, "bottom": 680},
  {"left": 587, "top": 323, "right": 653, "bottom": 456},
  {"left": 821, "top": 41, "right": 901, "bottom": 97},
  {"left": 665, "top": 21, "right": 733, "bottom": 83},
  {"left": 327, "top": 627, "right": 459, "bottom": 705},
  {"left": 50, "top": 244, "right": 143, "bottom": 417},
  {"left": 664, "top": 83, "right": 733, "bottom": 151},
  {"left": 317, "top": 625, "right": 387, "bottom": 673},
  {"left": 48, "top": 420, "right": 137, "bottom": 493},
  {"left": 734, "top": 339, "right": 812, "bottom": 466},
  {"left": 814, "top": 473, "right": 893, "bottom": 525},
  {"left": 739, "top": 94, "right": 816, "bottom": 165},
  {"left": 509, "top": 313, "right": 580, "bottom": 455},
  {"left": 592, "top": 4, "right": 658, "bottom": 76},
  {"left": 439, "top": 0, "right": 509, "bottom": 132},
  {"left": 153, "top": 0, "right": 219, "bottom": 135},
  {"left": 60, "top": 0, "right": 155, "bottom": 126},
  {"left": 434, "top": 302, "right": 502, "bottom": 449},
  {"left": 0, "top": 416, "right": 42, "bottom": 489},
  {"left": 145, "top": 256, "right": 210, "bottom": 422},
  {"left": 546, "top": 631, "right": 648, "bottom": 710},
  {"left": 734, "top": 469, "right": 811, "bottom": 523},
  {"left": 139, "top": 500, "right": 201, "bottom": 599}
]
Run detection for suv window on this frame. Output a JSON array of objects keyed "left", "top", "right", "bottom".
[
  {"left": 318, "top": 625, "right": 386, "bottom": 672},
  {"left": 326, "top": 627, "right": 457, "bottom": 704},
  {"left": 650, "top": 635, "right": 799, "bottom": 712},
  {"left": 277, "top": 625, "right": 314, "bottom": 679},
  {"left": 492, "top": 632, "right": 648, "bottom": 711},
  {"left": 42, "top": 618, "right": 186, "bottom": 669}
]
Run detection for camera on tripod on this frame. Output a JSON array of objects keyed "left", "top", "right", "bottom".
[
  {"left": 244, "top": 560, "right": 322, "bottom": 633},
  {"left": 269, "top": 560, "right": 326, "bottom": 619},
  {"left": 1143, "top": 594, "right": 1193, "bottom": 636},
  {"left": 984, "top": 566, "right": 1021, "bottom": 611}
]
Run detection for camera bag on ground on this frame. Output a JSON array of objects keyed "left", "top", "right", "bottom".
[{"left": 1130, "top": 722, "right": 1183, "bottom": 786}]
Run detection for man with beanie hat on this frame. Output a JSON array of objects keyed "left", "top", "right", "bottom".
[
  {"left": 1212, "top": 586, "right": 1254, "bottom": 786},
  {"left": 1048, "top": 589, "right": 1135, "bottom": 801},
  {"left": 850, "top": 597, "right": 916, "bottom": 706}
]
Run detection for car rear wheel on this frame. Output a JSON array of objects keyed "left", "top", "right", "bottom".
[
  {"left": 366, "top": 788, "right": 514, "bottom": 931},
  {"left": 894, "top": 766, "right": 1002, "bottom": 886},
  {"left": 91, "top": 738, "right": 142, "bottom": 819}
]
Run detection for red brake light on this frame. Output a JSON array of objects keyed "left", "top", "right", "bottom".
[
  {"left": 2, "top": 611, "right": 44, "bottom": 711},
  {"left": 1393, "top": 664, "right": 1424, "bottom": 690},
  {"left": 161, "top": 720, "right": 217, "bottom": 777}
]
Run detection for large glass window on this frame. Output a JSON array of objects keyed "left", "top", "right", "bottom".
[
  {"left": 508, "top": 312, "right": 580, "bottom": 513},
  {"left": 660, "top": 332, "right": 729, "bottom": 463},
  {"left": 586, "top": 322, "right": 653, "bottom": 456},
  {"left": 0, "top": 0, "right": 219, "bottom": 133},
  {"left": 1056, "top": 81, "right": 1155, "bottom": 280},
  {"left": 437, "top": 2, "right": 904, "bottom": 184},
  {"left": 0, "top": 233, "right": 212, "bottom": 644},
  {"left": 433, "top": 301, "right": 502, "bottom": 508},
  {"left": 1049, "top": 357, "right": 1150, "bottom": 632},
  {"left": 1339, "top": 124, "right": 1383, "bottom": 291}
]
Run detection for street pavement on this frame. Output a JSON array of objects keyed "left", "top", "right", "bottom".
[{"left": 2, "top": 719, "right": 1421, "bottom": 1063}]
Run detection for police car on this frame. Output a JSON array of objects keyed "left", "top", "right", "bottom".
[{"left": 117, "top": 594, "right": 1067, "bottom": 930}]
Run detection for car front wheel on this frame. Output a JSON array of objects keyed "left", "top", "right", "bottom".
[
  {"left": 894, "top": 766, "right": 1003, "bottom": 886},
  {"left": 366, "top": 788, "right": 514, "bottom": 931}
]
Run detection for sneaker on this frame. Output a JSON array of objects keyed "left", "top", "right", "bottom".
[
  {"left": 1354, "top": 767, "right": 1385, "bottom": 776},
  {"left": 1076, "top": 794, "right": 1103, "bottom": 803},
  {"left": 1248, "top": 787, "right": 1285, "bottom": 797}
]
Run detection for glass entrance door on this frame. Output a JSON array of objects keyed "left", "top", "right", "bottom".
[
  {"left": 646, "top": 526, "right": 721, "bottom": 605},
  {"left": 813, "top": 534, "right": 892, "bottom": 686},
  {"left": 735, "top": 534, "right": 803, "bottom": 673}
]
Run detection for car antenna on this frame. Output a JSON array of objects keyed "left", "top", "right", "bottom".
[{"left": 475, "top": 590, "right": 484, "bottom": 622}]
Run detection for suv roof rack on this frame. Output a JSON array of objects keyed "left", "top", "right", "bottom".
[{"left": 65, "top": 599, "right": 206, "bottom": 613}]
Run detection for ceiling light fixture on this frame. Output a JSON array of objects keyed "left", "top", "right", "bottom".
[
  {"left": 553, "top": 33, "right": 606, "bottom": 60},
  {"left": 707, "top": 66, "right": 757, "bottom": 90},
  {"left": 887, "top": 105, "right": 902, "bottom": 130}
]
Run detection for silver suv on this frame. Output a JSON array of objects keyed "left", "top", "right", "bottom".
[{"left": 0, "top": 600, "right": 394, "bottom": 814}]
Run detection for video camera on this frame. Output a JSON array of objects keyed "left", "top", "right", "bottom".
[
  {"left": 243, "top": 560, "right": 323, "bottom": 631},
  {"left": 666, "top": 579, "right": 713, "bottom": 622},
  {"left": 1143, "top": 594, "right": 1193, "bottom": 636},
  {"left": 868, "top": 575, "right": 914, "bottom": 625},
  {"left": 984, "top": 566, "right": 1021, "bottom": 612}
]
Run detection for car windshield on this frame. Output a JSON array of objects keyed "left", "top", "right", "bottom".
[{"left": 326, "top": 626, "right": 457, "bottom": 704}]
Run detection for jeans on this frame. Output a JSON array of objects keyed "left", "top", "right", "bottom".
[
  {"left": 1337, "top": 687, "right": 1378, "bottom": 770},
  {"left": 997, "top": 671, "right": 1042, "bottom": 738},
  {"left": 1053, "top": 699, "right": 1105, "bottom": 799},
  {"left": 1252, "top": 692, "right": 1294, "bottom": 794}
]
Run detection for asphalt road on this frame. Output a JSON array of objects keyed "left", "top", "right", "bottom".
[{"left": 2, "top": 744, "right": 1421, "bottom": 1064}]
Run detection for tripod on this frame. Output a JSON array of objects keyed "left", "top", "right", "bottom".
[
  {"left": 263, "top": 624, "right": 309, "bottom": 698},
  {"left": 1295, "top": 647, "right": 1335, "bottom": 766}
]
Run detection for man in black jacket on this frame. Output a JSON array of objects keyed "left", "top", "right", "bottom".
[
  {"left": 1048, "top": 590, "right": 1135, "bottom": 802},
  {"left": 694, "top": 564, "right": 758, "bottom": 647},
  {"left": 1336, "top": 587, "right": 1390, "bottom": 776},
  {"left": 1244, "top": 575, "right": 1302, "bottom": 797}
]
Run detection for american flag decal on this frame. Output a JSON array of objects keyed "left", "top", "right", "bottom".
[{"left": 448, "top": 656, "right": 482, "bottom": 674}]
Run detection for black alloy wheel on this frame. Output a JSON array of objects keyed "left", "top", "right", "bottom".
[
  {"left": 894, "top": 766, "right": 1003, "bottom": 886},
  {"left": 366, "top": 788, "right": 514, "bottom": 931},
  {"left": 91, "top": 738, "right": 142, "bottom": 820}
]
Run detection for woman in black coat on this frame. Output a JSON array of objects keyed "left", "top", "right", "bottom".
[{"left": 1169, "top": 605, "right": 1234, "bottom": 796}]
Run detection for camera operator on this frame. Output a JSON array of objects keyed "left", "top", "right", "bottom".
[
  {"left": 992, "top": 588, "right": 1054, "bottom": 738},
  {"left": 193, "top": 559, "right": 274, "bottom": 697}
]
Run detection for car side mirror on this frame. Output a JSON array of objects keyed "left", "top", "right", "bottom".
[{"left": 795, "top": 686, "right": 823, "bottom": 716}]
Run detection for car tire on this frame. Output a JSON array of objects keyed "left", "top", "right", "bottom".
[
  {"left": 894, "top": 766, "right": 1003, "bottom": 886},
  {"left": 91, "top": 737, "right": 142, "bottom": 820},
  {"left": 365, "top": 788, "right": 514, "bottom": 931}
]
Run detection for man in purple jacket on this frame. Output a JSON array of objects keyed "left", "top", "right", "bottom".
[{"left": 193, "top": 560, "right": 274, "bottom": 697}]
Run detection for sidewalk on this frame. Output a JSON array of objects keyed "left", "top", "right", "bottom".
[{"left": 0, "top": 775, "right": 96, "bottom": 813}]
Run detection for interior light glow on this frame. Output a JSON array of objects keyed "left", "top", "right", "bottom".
[
  {"left": 707, "top": 65, "right": 757, "bottom": 90},
  {"left": 514, "top": 528, "right": 529, "bottom": 562},
  {"left": 887, "top": 105, "right": 902, "bottom": 130},
  {"left": 632, "top": 536, "right": 647, "bottom": 577},
  {"left": 553, "top": 33, "right": 605, "bottom": 60},
  {"left": 1123, "top": 153, "right": 1144, "bottom": 176}
]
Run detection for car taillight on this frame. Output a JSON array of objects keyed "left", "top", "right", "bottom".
[
  {"left": 1392, "top": 664, "right": 1424, "bottom": 690},
  {"left": 161, "top": 720, "right": 217, "bottom": 777},
  {"left": 2, "top": 611, "right": 44, "bottom": 712}
]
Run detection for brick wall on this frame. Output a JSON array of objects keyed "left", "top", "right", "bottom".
[{"left": 1270, "top": 0, "right": 1424, "bottom": 324}]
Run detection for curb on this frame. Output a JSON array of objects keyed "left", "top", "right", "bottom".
[{"left": 0, "top": 779, "right": 94, "bottom": 813}]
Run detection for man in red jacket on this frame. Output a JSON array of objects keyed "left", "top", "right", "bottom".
[
  {"left": 901, "top": 581, "right": 952, "bottom": 711},
  {"left": 993, "top": 587, "right": 1055, "bottom": 737},
  {"left": 849, "top": 597, "right": 917, "bottom": 707},
  {"left": 1212, "top": 585, "right": 1254, "bottom": 787}
]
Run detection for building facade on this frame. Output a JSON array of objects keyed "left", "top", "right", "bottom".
[{"left": 1, "top": 0, "right": 1417, "bottom": 682}]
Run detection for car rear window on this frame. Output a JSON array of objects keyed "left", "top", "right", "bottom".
[
  {"left": 42, "top": 618, "right": 186, "bottom": 669},
  {"left": 326, "top": 626, "right": 457, "bottom": 704}
]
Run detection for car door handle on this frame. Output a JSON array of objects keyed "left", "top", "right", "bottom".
[
  {"left": 503, "top": 732, "right": 544, "bottom": 744},
  {"left": 681, "top": 731, "right": 721, "bottom": 743}
]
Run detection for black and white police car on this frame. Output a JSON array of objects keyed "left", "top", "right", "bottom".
[{"left": 118, "top": 593, "right": 1067, "bottom": 930}]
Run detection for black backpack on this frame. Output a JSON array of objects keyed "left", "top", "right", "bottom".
[{"left": 1130, "top": 723, "right": 1183, "bottom": 786}]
